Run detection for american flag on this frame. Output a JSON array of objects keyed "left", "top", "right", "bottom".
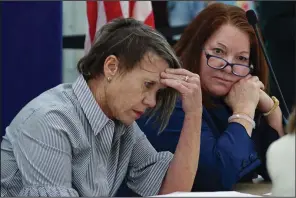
[{"left": 84, "top": 1, "right": 155, "bottom": 54}]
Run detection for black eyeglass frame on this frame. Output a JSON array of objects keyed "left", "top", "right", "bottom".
[{"left": 203, "top": 49, "right": 254, "bottom": 77}]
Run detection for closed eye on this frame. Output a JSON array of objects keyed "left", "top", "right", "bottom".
[{"left": 144, "top": 81, "right": 155, "bottom": 89}]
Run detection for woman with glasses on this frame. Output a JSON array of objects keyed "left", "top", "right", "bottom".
[{"left": 136, "top": 3, "right": 285, "bottom": 192}]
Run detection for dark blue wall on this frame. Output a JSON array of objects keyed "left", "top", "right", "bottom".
[{"left": 1, "top": 1, "right": 62, "bottom": 136}]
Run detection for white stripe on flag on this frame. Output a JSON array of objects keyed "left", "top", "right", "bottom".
[{"left": 132, "top": 1, "right": 153, "bottom": 21}]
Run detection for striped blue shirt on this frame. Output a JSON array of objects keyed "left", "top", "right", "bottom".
[{"left": 1, "top": 75, "right": 173, "bottom": 197}]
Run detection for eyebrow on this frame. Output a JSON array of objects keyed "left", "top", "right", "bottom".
[
  {"left": 217, "top": 42, "right": 227, "bottom": 49},
  {"left": 145, "top": 77, "right": 161, "bottom": 84},
  {"left": 217, "top": 42, "right": 249, "bottom": 55},
  {"left": 151, "top": 79, "right": 161, "bottom": 84},
  {"left": 239, "top": 51, "right": 250, "bottom": 55}
]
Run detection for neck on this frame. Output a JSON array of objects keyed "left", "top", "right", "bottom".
[{"left": 87, "top": 77, "right": 113, "bottom": 118}]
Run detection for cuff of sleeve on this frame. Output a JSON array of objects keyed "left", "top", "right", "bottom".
[
  {"left": 19, "top": 186, "right": 79, "bottom": 197},
  {"left": 128, "top": 151, "right": 173, "bottom": 197},
  {"left": 219, "top": 122, "right": 255, "bottom": 156},
  {"left": 218, "top": 122, "right": 260, "bottom": 173},
  {"left": 1, "top": 187, "right": 8, "bottom": 197}
]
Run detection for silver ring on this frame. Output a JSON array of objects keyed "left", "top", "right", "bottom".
[{"left": 184, "top": 75, "right": 189, "bottom": 82}]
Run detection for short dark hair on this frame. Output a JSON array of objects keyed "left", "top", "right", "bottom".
[{"left": 77, "top": 17, "right": 182, "bottom": 132}]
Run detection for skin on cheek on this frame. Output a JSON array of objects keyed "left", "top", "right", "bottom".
[
  {"left": 108, "top": 78, "right": 144, "bottom": 120},
  {"left": 201, "top": 69, "right": 230, "bottom": 96}
]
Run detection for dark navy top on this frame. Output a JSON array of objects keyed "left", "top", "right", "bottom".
[{"left": 136, "top": 98, "right": 280, "bottom": 191}]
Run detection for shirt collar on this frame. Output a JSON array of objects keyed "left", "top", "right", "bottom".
[{"left": 72, "top": 74, "right": 110, "bottom": 136}]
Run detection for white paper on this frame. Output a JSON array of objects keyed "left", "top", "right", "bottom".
[
  {"left": 263, "top": 192, "right": 272, "bottom": 196},
  {"left": 152, "top": 191, "right": 261, "bottom": 197}
]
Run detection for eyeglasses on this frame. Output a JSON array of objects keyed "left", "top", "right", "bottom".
[{"left": 203, "top": 49, "right": 253, "bottom": 77}]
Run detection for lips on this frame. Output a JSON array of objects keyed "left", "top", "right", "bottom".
[
  {"left": 213, "top": 76, "right": 233, "bottom": 83},
  {"left": 133, "top": 110, "right": 144, "bottom": 118}
]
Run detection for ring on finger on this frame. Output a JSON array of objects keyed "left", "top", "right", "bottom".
[{"left": 184, "top": 75, "right": 189, "bottom": 82}]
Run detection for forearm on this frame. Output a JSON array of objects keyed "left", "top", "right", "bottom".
[
  {"left": 266, "top": 109, "right": 284, "bottom": 136},
  {"left": 193, "top": 122, "right": 260, "bottom": 191},
  {"left": 159, "top": 112, "right": 201, "bottom": 194},
  {"left": 262, "top": 98, "right": 284, "bottom": 136}
]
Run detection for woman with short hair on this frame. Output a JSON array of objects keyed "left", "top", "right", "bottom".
[{"left": 1, "top": 18, "right": 203, "bottom": 197}]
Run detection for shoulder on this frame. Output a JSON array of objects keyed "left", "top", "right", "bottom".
[
  {"left": 267, "top": 134, "right": 295, "bottom": 173},
  {"left": 8, "top": 84, "right": 84, "bottom": 138},
  {"left": 16, "top": 104, "right": 82, "bottom": 138},
  {"left": 10, "top": 83, "right": 78, "bottom": 125},
  {"left": 6, "top": 103, "right": 87, "bottom": 154},
  {"left": 267, "top": 134, "right": 295, "bottom": 191},
  {"left": 267, "top": 134, "right": 295, "bottom": 157}
]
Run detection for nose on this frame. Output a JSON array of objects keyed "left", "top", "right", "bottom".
[
  {"left": 223, "top": 56, "right": 234, "bottom": 74},
  {"left": 143, "top": 92, "right": 157, "bottom": 108},
  {"left": 223, "top": 64, "right": 232, "bottom": 74}
]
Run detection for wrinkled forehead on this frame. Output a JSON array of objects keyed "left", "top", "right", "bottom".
[
  {"left": 140, "top": 52, "right": 169, "bottom": 73},
  {"left": 137, "top": 53, "right": 168, "bottom": 87},
  {"left": 206, "top": 24, "right": 250, "bottom": 53}
]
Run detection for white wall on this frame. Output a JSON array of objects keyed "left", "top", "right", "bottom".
[{"left": 62, "top": 1, "right": 86, "bottom": 83}]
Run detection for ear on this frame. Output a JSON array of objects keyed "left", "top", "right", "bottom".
[{"left": 103, "top": 55, "right": 119, "bottom": 79}]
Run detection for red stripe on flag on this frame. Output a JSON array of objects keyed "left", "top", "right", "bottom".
[
  {"left": 129, "top": 1, "right": 136, "bottom": 18},
  {"left": 85, "top": 1, "right": 155, "bottom": 53},
  {"left": 144, "top": 12, "right": 155, "bottom": 28},
  {"left": 104, "top": 1, "right": 123, "bottom": 22},
  {"left": 86, "top": 1, "right": 98, "bottom": 43}
]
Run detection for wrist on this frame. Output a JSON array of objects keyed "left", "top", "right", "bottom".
[
  {"left": 233, "top": 107, "right": 255, "bottom": 119},
  {"left": 229, "top": 113, "right": 256, "bottom": 129},
  {"left": 263, "top": 96, "right": 279, "bottom": 116},
  {"left": 183, "top": 111, "right": 202, "bottom": 135},
  {"left": 184, "top": 108, "right": 202, "bottom": 117},
  {"left": 184, "top": 112, "right": 202, "bottom": 123},
  {"left": 260, "top": 96, "right": 274, "bottom": 113},
  {"left": 229, "top": 118, "right": 254, "bottom": 136}
]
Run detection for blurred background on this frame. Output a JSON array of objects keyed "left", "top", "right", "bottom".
[{"left": 1, "top": 1, "right": 295, "bottom": 137}]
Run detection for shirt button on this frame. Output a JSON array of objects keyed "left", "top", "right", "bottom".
[
  {"left": 249, "top": 153, "right": 258, "bottom": 162},
  {"left": 241, "top": 159, "right": 249, "bottom": 168}
]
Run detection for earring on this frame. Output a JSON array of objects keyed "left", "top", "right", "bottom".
[{"left": 107, "top": 77, "right": 112, "bottom": 82}]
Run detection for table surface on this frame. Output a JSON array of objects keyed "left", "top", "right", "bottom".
[{"left": 234, "top": 182, "right": 272, "bottom": 196}]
